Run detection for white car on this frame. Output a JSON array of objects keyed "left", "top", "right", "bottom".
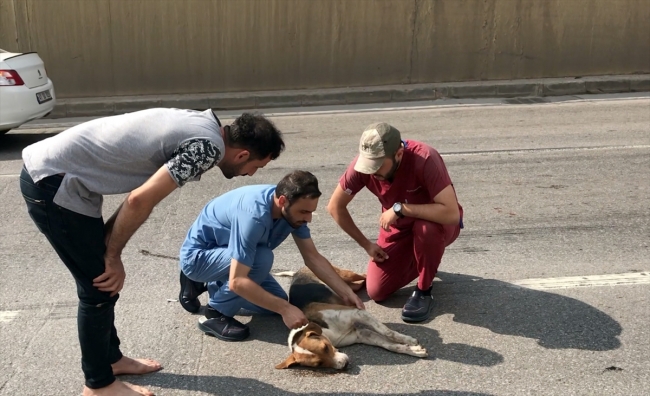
[{"left": 0, "top": 49, "right": 56, "bottom": 134}]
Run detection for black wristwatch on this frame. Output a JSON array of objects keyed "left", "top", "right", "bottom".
[{"left": 392, "top": 202, "right": 404, "bottom": 218}]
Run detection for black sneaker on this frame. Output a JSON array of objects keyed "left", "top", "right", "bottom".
[
  {"left": 197, "top": 308, "right": 250, "bottom": 342},
  {"left": 401, "top": 288, "right": 434, "bottom": 323},
  {"left": 179, "top": 271, "right": 207, "bottom": 313}
]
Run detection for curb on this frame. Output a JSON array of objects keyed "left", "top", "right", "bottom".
[{"left": 48, "top": 74, "right": 650, "bottom": 119}]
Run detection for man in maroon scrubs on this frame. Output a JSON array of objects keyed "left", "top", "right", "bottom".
[{"left": 327, "top": 122, "right": 463, "bottom": 323}]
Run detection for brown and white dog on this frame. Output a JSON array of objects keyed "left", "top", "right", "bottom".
[{"left": 274, "top": 266, "right": 428, "bottom": 370}]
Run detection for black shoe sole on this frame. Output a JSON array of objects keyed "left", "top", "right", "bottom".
[
  {"left": 401, "top": 303, "right": 434, "bottom": 323},
  {"left": 197, "top": 317, "right": 249, "bottom": 342},
  {"left": 401, "top": 313, "right": 430, "bottom": 323},
  {"left": 179, "top": 272, "right": 202, "bottom": 313},
  {"left": 179, "top": 290, "right": 201, "bottom": 313}
]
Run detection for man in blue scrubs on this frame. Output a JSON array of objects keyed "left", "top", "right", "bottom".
[{"left": 179, "top": 170, "right": 365, "bottom": 341}]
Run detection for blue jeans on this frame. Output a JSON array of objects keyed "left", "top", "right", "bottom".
[
  {"left": 19, "top": 167, "right": 121, "bottom": 389},
  {"left": 180, "top": 246, "right": 287, "bottom": 317}
]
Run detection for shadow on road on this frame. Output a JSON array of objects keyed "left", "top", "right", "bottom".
[
  {"left": 0, "top": 132, "right": 58, "bottom": 161},
  {"left": 378, "top": 272, "right": 622, "bottom": 352},
  {"left": 133, "top": 373, "right": 493, "bottom": 396}
]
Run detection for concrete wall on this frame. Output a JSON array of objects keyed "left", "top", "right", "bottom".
[{"left": 1, "top": 0, "right": 648, "bottom": 99}]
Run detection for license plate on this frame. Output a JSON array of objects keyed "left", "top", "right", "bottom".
[{"left": 36, "top": 89, "right": 52, "bottom": 104}]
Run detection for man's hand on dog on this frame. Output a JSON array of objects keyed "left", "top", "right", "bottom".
[
  {"left": 282, "top": 304, "right": 309, "bottom": 329},
  {"left": 343, "top": 292, "right": 365, "bottom": 310}
]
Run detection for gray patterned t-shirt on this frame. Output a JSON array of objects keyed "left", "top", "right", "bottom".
[{"left": 22, "top": 108, "right": 225, "bottom": 217}]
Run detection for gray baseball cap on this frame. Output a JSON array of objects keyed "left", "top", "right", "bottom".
[{"left": 353, "top": 122, "right": 402, "bottom": 174}]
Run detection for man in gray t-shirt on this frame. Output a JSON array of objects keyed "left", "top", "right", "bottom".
[{"left": 19, "top": 108, "right": 284, "bottom": 396}]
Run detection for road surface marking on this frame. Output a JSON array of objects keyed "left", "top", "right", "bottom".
[
  {"left": 0, "top": 311, "right": 19, "bottom": 323},
  {"left": 250, "top": 96, "right": 650, "bottom": 118},
  {"left": 16, "top": 95, "right": 650, "bottom": 127},
  {"left": 512, "top": 272, "right": 650, "bottom": 290},
  {"left": 3, "top": 272, "right": 649, "bottom": 321},
  {"left": 444, "top": 144, "right": 650, "bottom": 157}
]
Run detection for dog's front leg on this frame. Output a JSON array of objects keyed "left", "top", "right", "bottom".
[{"left": 355, "top": 329, "right": 428, "bottom": 358}]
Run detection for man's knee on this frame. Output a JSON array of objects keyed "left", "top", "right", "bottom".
[
  {"left": 180, "top": 247, "right": 231, "bottom": 282},
  {"left": 275, "top": 288, "right": 289, "bottom": 301},
  {"left": 78, "top": 291, "right": 118, "bottom": 311},
  {"left": 179, "top": 247, "right": 201, "bottom": 279},
  {"left": 366, "top": 280, "right": 394, "bottom": 303}
]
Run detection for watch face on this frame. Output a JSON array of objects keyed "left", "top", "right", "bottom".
[{"left": 393, "top": 202, "right": 403, "bottom": 217}]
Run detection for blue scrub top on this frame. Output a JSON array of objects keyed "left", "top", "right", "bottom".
[{"left": 180, "top": 184, "right": 311, "bottom": 267}]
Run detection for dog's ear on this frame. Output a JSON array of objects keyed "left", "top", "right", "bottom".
[
  {"left": 288, "top": 324, "right": 309, "bottom": 346},
  {"left": 304, "top": 322, "right": 323, "bottom": 337},
  {"left": 275, "top": 354, "right": 300, "bottom": 369}
]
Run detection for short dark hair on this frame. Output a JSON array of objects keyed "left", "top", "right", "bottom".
[
  {"left": 226, "top": 113, "right": 285, "bottom": 160},
  {"left": 275, "top": 170, "right": 322, "bottom": 205}
]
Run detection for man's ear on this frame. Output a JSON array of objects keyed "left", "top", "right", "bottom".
[
  {"left": 395, "top": 147, "right": 404, "bottom": 161},
  {"left": 275, "top": 354, "right": 300, "bottom": 369},
  {"left": 278, "top": 195, "right": 287, "bottom": 207},
  {"left": 235, "top": 150, "right": 250, "bottom": 163}
]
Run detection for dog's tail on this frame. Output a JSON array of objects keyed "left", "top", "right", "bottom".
[{"left": 273, "top": 271, "right": 296, "bottom": 277}]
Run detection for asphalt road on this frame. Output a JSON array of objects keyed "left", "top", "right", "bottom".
[{"left": 1, "top": 93, "right": 649, "bottom": 396}]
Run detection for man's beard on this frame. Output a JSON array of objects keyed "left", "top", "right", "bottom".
[
  {"left": 384, "top": 158, "right": 401, "bottom": 182},
  {"left": 281, "top": 206, "right": 305, "bottom": 229},
  {"left": 219, "top": 161, "right": 246, "bottom": 179}
]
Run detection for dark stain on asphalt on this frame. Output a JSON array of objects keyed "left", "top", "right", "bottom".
[
  {"left": 140, "top": 249, "right": 178, "bottom": 261},
  {"left": 292, "top": 369, "right": 346, "bottom": 377}
]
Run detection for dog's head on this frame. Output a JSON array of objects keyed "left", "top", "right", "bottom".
[{"left": 275, "top": 322, "right": 349, "bottom": 370}]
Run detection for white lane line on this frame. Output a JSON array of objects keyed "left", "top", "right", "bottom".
[
  {"left": 13, "top": 95, "right": 650, "bottom": 128},
  {"left": 249, "top": 96, "right": 650, "bottom": 118},
  {"left": 255, "top": 95, "right": 650, "bottom": 117},
  {"left": 0, "top": 174, "right": 19, "bottom": 178},
  {"left": 444, "top": 144, "right": 650, "bottom": 157},
  {"left": 0, "top": 311, "right": 19, "bottom": 323},
  {"left": 512, "top": 272, "right": 650, "bottom": 290},
  {"left": 29, "top": 95, "right": 631, "bottom": 122},
  {"left": 1, "top": 272, "right": 648, "bottom": 320}
]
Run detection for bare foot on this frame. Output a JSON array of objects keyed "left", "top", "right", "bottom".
[
  {"left": 112, "top": 356, "right": 162, "bottom": 376},
  {"left": 83, "top": 380, "right": 154, "bottom": 396}
]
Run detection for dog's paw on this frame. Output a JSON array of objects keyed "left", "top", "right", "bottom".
[
  {"left": 408, "top": 344, "right": 428, "bottom": 358},
  {"left": 400, "top": 335, "right": 419, "bottom": 346}
]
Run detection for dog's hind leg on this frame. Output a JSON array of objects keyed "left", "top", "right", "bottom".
[
  {"left": 332, "top": 266, "right": 366, "bottom": 283},
  {"left": 353, "top": 310, "right": 419, "bottom": 346},
  {"left": 355, "top": 329, "right": 428, "bottom": 358},
  {"left": 331, "top": 267, "right": 366, "bottom": 291}
]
